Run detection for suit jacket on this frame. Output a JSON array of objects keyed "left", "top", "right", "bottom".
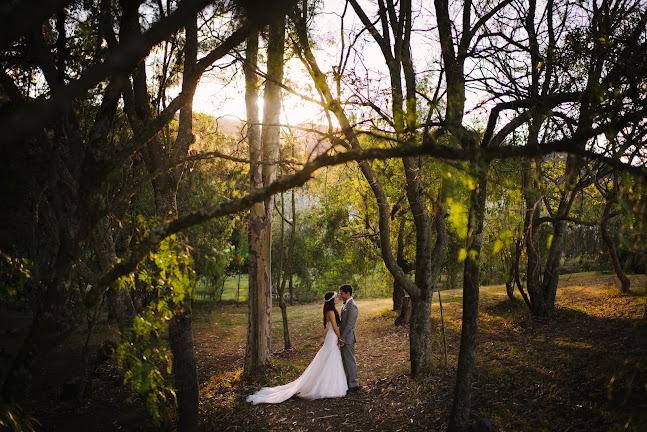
[{"left": 339, "top": 298, "right": 358, "bottom": 345}]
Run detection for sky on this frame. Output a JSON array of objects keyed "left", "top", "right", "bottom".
[
  {"left": 188, "top": 0, "right": 488, "bottom": 129},
  {"left": 192, "top": 57, "right": 328, "bottom": 126},
  {"left": 183, "top": 1, "right": 647, "bottom": 168},
  {"left": 190, "top": 0, "right": 397, "bottom": 127}
]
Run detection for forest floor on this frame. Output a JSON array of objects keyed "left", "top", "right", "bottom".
[{"left": 4, "top": 272, "right": 647, "bottom": 431}]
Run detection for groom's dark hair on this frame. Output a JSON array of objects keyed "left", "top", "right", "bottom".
[{"left": 339, "top": 284, "right": 352, "bottom": 295}]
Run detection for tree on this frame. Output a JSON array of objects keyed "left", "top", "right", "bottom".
[
  {"left": 244, "top": 13, "right": 287, "bottom": 373},
  {"left": 597, "top": 171, "right": 631, "bottom": 292},
  {"left": 292, "top": 0, "right": 449, "bottom": 378},
  {"left": 121, "top": 3, "right": 201, "bottom": 427},
  {"left": 487, "top": 0, "right": 647, "bottom": 315},
  {"left": 274, "top": 189, "right": 295, "bottom": 349}
]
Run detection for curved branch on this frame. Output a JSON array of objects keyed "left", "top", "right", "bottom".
[
  {"left": 0, "top": 0, "right": 223, "bottom": 148},
  {"left": 83, "top": 130, "right": 646, "bottom": 307}
]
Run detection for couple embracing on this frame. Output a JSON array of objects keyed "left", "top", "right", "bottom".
[{"left": 247, "top": 284, "right": 359, "bottom": 404}]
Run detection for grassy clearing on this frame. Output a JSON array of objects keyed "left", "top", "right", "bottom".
[
  {"left": 195, "top": 274, "right": 249, "bottom": 302},
  {"left": 195, "top": 272, "right": 647, "bottom": 432}
]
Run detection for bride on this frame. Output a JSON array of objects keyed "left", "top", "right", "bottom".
[{"left": 246, "top": 291, "right": 348, "bottom": 404}]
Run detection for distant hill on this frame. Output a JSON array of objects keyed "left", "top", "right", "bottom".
[
  {"left": 209, "top": 116, "right": 246, "bottom": 138},
  {"left": 198, "top": 115, "right": 334, "bottom": 156}
]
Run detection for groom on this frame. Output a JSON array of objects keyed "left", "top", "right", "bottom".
[{"left": 337, "top": 284, "right": 360, "bottom": 392}]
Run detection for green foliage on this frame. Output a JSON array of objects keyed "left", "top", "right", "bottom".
[
  {"left": 196, "top": 254, "right": 229, "bottom": 301},
  {"left": 447, "top": 198, "right": 468, "bottom": 241},
  {"left": 115, "top": 231, "right": 195, "bottom": 425},
  {"left": 437, "top": 164, "right": 475, "bottom": 286},
  {"left": 204, "top": 369, "right": 244, "bottom": 393},
  {"left": 198, "top": 274, "right": 249, "bottom": 302},
  {"left": 0, "top": 251, "right": 32, "bottom": 302},
  {"left": 281, "top": 180, "right": 390, "bottom": 300},
  {"left": 177, "top": 113, "right": 244, "bottom": 300},
  {"left": 477, "top": 159, "right": 525, "bottom": 285},
  {"left": 0, "top": 404, "right": 39, "bottom": 432},
  {"left": 442, "top": 230, "right": 465, "bottom": 290},
  {"left": 620, "top": 176, "right": 647, "bottom": 261}
]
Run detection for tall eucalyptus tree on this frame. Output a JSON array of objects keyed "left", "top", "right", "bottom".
[{"left": 244, "top": 14, "right": 287, "bottom": 373}]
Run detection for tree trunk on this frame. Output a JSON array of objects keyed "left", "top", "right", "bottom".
[
  {"left": 536, "top": 154, "right": 580, "bottom": 315},
  {"left": 279, "top": 191, "right": 296, "bottom": 349},
  {"left": 393, "top": 280, "right": 406, "bottom": 313},
  {"left": 275, "top": 192, "right": 288, "bottom": 347},
  {"left": 168, "top": 310, "right": 198, "bottom": 432},
  {"left": 395, "top": 296, "right": 412, "bottom": 325},
  {"left": 408, "top": 295, "right": 432, "bottom": 375},
  {"left": 92, "top": 216, "right": 136, "bottom": 333},
  {"left": 600, "top": 189, "right": 630, "bottom": 292},
  {"left": 505, "top": 280, "right": 514, "bottom": 300},
  {"left": 403, "top": 160, "right": 448, "bottom": 378},
  {"left": 393, "top": 280, "right": 405, "bottom": 312},
  {"left": 393, "top": 217, "right": 408, "bottom": 312},
  {"left": 289, "top": 189, "right": 296, "bottom": 305},
  {"left": 541, "top": 217, "right": 568, "bottom": 310},
  {"left": 506, "top": 234, "right": 522, "bottom": 301},
  {"left": 244, "top": 30, "right": 269, "bottom": 372},
  {"left": 447, "top": 164, "right": 488, "bottom": 432},
  {"left": 245, "top": 15, "right": 285, "bottom": 372},
  {"left": 276, "top": 192, "right": 293, "bottom": 350},
  {"left": 521, "top": 158, "right": 545, "bottom": 315},
  {"left": 278, "top": 295, "right": 291, "bottom": 350},
  {"left": 126, "top": 10, "right": 201, "bottom": 429},
  {"left": 247, "top": 170, "right": 272, "bottom": 363}
]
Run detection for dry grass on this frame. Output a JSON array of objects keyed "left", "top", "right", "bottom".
[
  {"left": 197, "top": 273, "right": 647, "bottom": 432},
  {"left": 11, "top": 273, "right": 647, "bottom": 431}
]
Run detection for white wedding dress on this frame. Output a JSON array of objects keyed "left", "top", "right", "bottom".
[{"left": 246, "top": 321, "right": 348, "bottom": 404}]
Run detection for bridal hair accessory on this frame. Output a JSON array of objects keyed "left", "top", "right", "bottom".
[{"left": 325, "top": 292, "right": 338, "bottom": 302}]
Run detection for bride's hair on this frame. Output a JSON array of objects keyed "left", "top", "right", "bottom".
[{"left": 322, "top": 292, "right": 341, "bottom": 328}]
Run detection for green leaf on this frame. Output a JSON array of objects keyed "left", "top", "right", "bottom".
[
  {"left": 468, "top": 249, "right": 479, "bottom": 261},
  {"left": 458, "top": 248, "right": 467, "bottom": 262},
  {"left": 493, "top": 239, "right": 504, "bottom": 255},
  {"left": 447, "top": 198, "right": 468, "bottom": 239}
]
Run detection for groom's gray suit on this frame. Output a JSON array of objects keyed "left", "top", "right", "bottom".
[{"left": 339, "top": 298, "right": 359, "bottom": 390}]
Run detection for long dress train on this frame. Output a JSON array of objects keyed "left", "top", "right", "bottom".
[{"left": 246, "top": 322, "right": 348, "bottom": 404}]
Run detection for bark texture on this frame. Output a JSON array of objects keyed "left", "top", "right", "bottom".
[
  {"left": 244, "top": 30, "right": 271, "bottom": 372},
  {"left": 447, "top": 165, "right": 489, "bottom": 431},
  {"left": 245, "top": 15, "right": 286, "bottom": 372},
  {"left": 600, "top": 186, "right": 630, "bottom": 292}
]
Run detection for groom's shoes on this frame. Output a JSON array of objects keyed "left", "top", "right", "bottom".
[{"left": 349, "top": 385, "right": 360, "bottom": 393}]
